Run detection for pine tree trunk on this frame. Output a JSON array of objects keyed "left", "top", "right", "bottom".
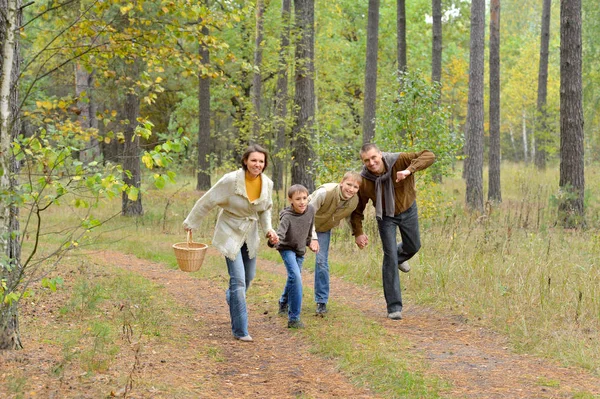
[
  {"left": 362, "top": 0, "right": 380, "bottom": 144},
  {"left": 431, "top": 0, "right": 442, "bottom": 85},
  {"left": 0, "top": 0, "right": 23, "bottom": 350},
  {"left": 197, "top": 19, "right": 211, "bottom": 191},
  {"left": 465, "top": 0, "right": 485, "bottom": 212},
  {"left": 251, "top": 0, "right": 265, "bottom": 142},
  {"left": 76, "top": 65, "right": 100, "bottom": 163},
  {"left": 488, "top": 0, "right": 502, "bottom": 203},
  {"left": 291, "top": 0, "right": 316, "bottom": 192},
  {"left": 535, "top": 0, "right": 552, "bottom": 170},
  {"left": 559, "top": 0, "right": 584, "bottom": 226},
  {"left": 397, "top": 0, "right": 407, "bottom": 73},
  {"left": 121, "top": 61, "right": 143, "bottom": 216},
  {"left": 272, "top": 0, "right": 292, "bottom": 191}
]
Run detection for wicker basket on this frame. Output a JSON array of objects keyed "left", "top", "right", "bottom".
[{"left": 173, "top": 232, "right": 208, "bottom": 272}]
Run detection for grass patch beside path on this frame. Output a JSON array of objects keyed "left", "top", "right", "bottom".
[{"left": 12, "top": 255, "right": 214, "bottom": 398}]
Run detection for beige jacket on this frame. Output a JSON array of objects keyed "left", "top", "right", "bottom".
[{"left": 183, "top": 169, "right": 275, "bottom": 260}]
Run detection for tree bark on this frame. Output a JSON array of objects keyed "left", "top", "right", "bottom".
[
  {"left": 465, "top": 0, "right": 485, "bottom": 212},
  {"left": 522, "top": 109, "right": 528, "bottom": 163},
  {"left": 251, "top": 0, "right": 266, "bottom": 142},
  {"left": 75, "top": 65, "right": 100, "bottom": 163},
  {"left": 397, "top": 0, "right": 407, "bottom": 73},
  {"left": 197, "top": 19, "right": 211, "bottom": 191},
  {"left": 291, "top": 0, "right": 316, "bottom": 192},
  {"left": 121, "top": 61, "right": 143, "bottom": 216},
  {"left": 488, "top": 0, "right": 501, "bottom": 203},
  {"left": 431, "top": 0, "right": 442, "bottom": 85},
  {"left": 535, "top": 0, "right": 552, "bottom": 170},
  {"left": 0, "top": 0, "right": 23, "bottom": 350},
  {"left": 559, "top": 0, "right": 584, "bottom": 226},
  {"left": 272, "top": 0, "right": 292, "bottom": 191},
  {"left": 362, "top": 0, "right": 380, "bottom": 144}
]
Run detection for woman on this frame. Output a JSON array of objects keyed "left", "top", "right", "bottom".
[{"left": 183, "top": 145, "right": 278, "bottom": 342}]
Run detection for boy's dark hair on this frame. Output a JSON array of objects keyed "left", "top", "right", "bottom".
[
  {"left": 360, "top": 143, "right": 380, "bottom": 155},
  {"left": 241, "top": 144, "right": 269, "bottom": 171},
  {"left": 287, "top": 184, "right": 309, "bottom": 198}
]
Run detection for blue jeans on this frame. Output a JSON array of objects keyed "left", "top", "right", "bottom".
[
  {"left": 278, "top": 250, "right": 305, "bottom": 321},
  {"left": 314, "top": 230, "right": 331, "bottom": 304},
  {"left": 225, "top": 243, "right": 256, "bottom": 338},
  {"left": 376, "top": 201, "right": 421, "bottom": 313}
]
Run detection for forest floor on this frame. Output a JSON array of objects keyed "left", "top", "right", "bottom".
[{"left": 2, "top": 249, "right": 600, "bottom": 398}]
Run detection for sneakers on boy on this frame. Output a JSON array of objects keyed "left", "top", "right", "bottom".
[
  {"left": 278, "top": 301, "right": 288, "bottom": 316},
  {"left": 316, "top": 303, "right": 327, "bottom": 316},
  {"left": 387, "top": 311, "right": 403, "bottom": 320},
  {"left": 287, "top": 320, "right": 305, "bottom": 329},
  {"left": 398, "top": 261, "right": 411, "bottom": 273}
]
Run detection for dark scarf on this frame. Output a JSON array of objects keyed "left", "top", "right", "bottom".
[{"left": 361, "top": 152, "right": 400, "bottom": 220}]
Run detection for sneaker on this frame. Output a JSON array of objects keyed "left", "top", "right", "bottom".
[
  {"left": 398, "top": 261, "right": 411, "bottom": 273},
  {"left": 278, "top": 301, "right": 288, "bottom": 316},
  {"left": 316, "top": 303, "right": 327, "bottom": 315},
  {"left": 287, "top": 320, "right": 305, "bottom": 329},
  {"left": 387, "top": 311, "right": 403, "bottom": 320},
  {"left": 235, "top": 335, "right": 253, "bottom": 342}
]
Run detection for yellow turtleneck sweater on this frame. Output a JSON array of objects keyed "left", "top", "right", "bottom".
[{"left": 245, "top": 172, "right": 262, "bottom": 202}]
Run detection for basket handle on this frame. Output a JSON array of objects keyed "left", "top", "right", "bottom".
[{"left": 187, "top": 230, "right": 193, "bottom": 244}]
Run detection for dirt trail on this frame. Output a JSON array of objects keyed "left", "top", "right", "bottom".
[
  {"left": 103, "top": 250, "right": 380, "bottom": 399},
  {"left": 105, "top": 249, "right": 600, "bottom": 399}
]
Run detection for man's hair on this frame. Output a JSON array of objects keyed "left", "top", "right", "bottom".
[
  {"left": 241, "top": 144, "right": 269, "bottom": 171},
  {"left": 342, "top": 171, "right": 363, "bottom": 184},
  {"left": 360, "top": 143, "right": 380, "bottom": 155},
  {"left": 288, "top": 184, "right": 309, "bottom": 198}
]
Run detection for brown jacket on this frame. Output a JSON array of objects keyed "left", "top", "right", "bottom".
[{"left": 350, "top": 150, "right": 435, "bottom": 236}]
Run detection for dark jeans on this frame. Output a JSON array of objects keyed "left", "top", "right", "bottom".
[{"left": 376, "top": 201, "right": 421, "bottom": 313}]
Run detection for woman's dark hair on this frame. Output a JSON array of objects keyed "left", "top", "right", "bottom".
[{"left": 241, "top": 144, "right": 269, "bottom": 171}]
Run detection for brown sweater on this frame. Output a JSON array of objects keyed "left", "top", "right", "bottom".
[{"left": 350, "top": 150, "right": 435, "bottom": 236}]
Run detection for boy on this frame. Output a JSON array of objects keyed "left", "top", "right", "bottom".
[
  {"left": 269, "top": 184, "right": 319, "bottom": 329},
  {"left": 309, "top": 171, "right": 362, "bottom": 315}
]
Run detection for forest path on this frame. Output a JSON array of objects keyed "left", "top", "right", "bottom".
[{"left": 106, "top": 249, "right": 600, "bottom": 399}]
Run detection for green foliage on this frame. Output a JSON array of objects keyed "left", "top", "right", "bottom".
[{"left": 377, "top": 70, "right": 463, "bottom": 179}]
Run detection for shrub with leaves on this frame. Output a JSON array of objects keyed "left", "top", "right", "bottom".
[{"left": 376, "top": 70, "right": 463, "bottom": 180}]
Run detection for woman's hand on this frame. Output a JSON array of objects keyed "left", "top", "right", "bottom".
[{"left": 266, "top": 230, "right": 279, "bottom": 245}]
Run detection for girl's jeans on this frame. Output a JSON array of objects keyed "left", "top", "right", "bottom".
[{"left": 314, "top": 230, "right": 332, "bottom": 304}]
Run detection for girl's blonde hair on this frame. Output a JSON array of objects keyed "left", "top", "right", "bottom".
[{"left": 342, "top": 171, "right": 363, "bottom": 184}]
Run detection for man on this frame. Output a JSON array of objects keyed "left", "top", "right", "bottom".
[{"left": 351, "top": 143, "right": 435, "bottom": 320}]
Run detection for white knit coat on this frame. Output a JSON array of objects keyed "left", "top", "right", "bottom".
[{"left": 183, "top": 169, "right": 275, "bottom": 260}]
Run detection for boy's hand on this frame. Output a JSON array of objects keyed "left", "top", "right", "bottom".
[{"left": 309, "top": 239, "right": 319, "bottom": 253}]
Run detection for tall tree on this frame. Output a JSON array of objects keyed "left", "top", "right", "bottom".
[
  {"left": 363, "top": 0, "right": 380, "bottom": 143},
  {"left": 559, "top": 0, "right": 584, "bottom": 226},
  {"left": 0, "top": 0, "right": 23, "bottom": 350},
  {"left": 272, "top": 0, "right": 292, "bottom": 191},
  {"left": 251, "top": 0, "right": 266, "bottom": 141},
  {"left": 121, "top": 60, "right": 143, "bottom": 216},
  {"left": 431, "top": 0, "right": 442, "bottom": 85},
  {"left": 535, "top": 0, "right": 552, "bottom": 170},
  {"left": 465, "top": 0, "right": 485, "bottom": 212},
  {"left": 291, "top": 0, "right": 316, "bottom": 191},
  {"left": 397, "top": 0, "right": 407, "bottom": 73},
  {"left": 197, "top": 17, "right": 212, "bottom": 191},
  {"left": 488, "top": 0, "right": 502, "bottom": 203}
]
